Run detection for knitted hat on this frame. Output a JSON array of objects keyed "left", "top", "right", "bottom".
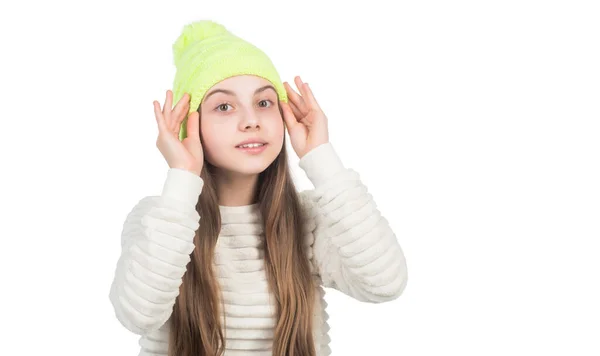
[{"left": 171, "top": 20, "right": 288, "bottom": 141}]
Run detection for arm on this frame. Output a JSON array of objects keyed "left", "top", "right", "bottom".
[
  {"left": 299, "top": 142, "right": 408, "bottom": 303},
  {"left": 108, "top": 168, "right": 203, "bottom": 334}
]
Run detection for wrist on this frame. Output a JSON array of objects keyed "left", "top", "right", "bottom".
[
  {"left": 162, "top": 168, "right": 204, "bottom": 205},
  {"left": 298, "top": 142, "right": 345, "bottom": 187},
  {"left": 172, "top": 164, "right": 202, "bottom": 177}
]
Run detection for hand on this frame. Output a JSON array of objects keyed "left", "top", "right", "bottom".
[
  {"left": 153, "top": 90, "right": 204, "bottom": 176},
  {"left": 281, "top": 76, "right": 329, "bottom": 159}
]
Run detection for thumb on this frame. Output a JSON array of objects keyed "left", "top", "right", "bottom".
[{"left": 186, "top": 111, "right": 200, "bottom": 141}]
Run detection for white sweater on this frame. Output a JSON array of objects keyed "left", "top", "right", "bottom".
[{"left": 109, "top": 142, "right": 408, "bottom": 355}]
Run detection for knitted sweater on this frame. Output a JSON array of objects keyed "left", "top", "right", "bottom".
[{"left": 108, "top": 142, "right": 408, "bottom": 355}]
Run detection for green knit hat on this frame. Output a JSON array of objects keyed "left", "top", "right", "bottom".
[{"left": 172, "top": 20, "right": 288, "bottom": 141}]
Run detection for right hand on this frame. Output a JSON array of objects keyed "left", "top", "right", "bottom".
[{"left": 153, "top": 90, "right": 203, "bottom": 176}]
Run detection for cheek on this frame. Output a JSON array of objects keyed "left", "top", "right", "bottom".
[
  {"left": 268, "top": 119, "right": 285, "bottom": 153},
  {"left": 269, "top": 114, "right": 285, "bottom": 139},
  {"left": 199, "top": 122, "right": 228, "bottom": 159}
]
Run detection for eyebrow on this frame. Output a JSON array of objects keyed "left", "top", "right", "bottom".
[{"left": 204, "top": 85, "right": 276, "bottom": 102}]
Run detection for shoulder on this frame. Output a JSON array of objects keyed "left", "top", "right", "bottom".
[{"left": 123, "top": 195, "right": 200, "bottom": 230}]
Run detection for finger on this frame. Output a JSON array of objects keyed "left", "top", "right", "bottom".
[
  {"left": 171, "top": 93, "right": 190, "bottom": 134},
  {"left": 294, "top": 76, "right": 305, "bottom": 93},
  {"left": 153, "top": 100, "right": 167, "bottom": 132},
  {"left": 285, "top": 80, "right": 306, "bottom": 109},
  {"left": 283, "top": 81, "right": 307, "bottom": 113},
  {"left": 293, "top": 76, "right": 311, "bottom": 108},
  {"left": 172, "top": 93, "right": 189, "bottom": 118},
  {"left": 163, "top": 90, "right": 173, "bottom": 127},
  {"left": 281, "top": 102, "right": 308, "bottom": 139},
  {"left": 288, "top": 99, "right": 303, "bottom": 120},
  {"left": 186, "top": 111, "right": 200, "bottom": 141},
  {"left": 294, "top": 76, "right": 314, "bottom": 108},
  {"left": 280, "top": 101, "right": 300, "bottom": 131},
  {"left": 301, "top": 82, "right": 323, "bottom": 112}
]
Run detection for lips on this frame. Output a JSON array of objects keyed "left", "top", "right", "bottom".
[
  {"left": 236, "top": 143, "right": 266, "bottom": 148},
  {"left": 235, "top": 142, "right": 268, "bottom": 154},
  {"left": 235, "top": 138, "right": 267, "bottom": 148}
]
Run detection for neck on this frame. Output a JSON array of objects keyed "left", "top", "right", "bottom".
[{"left": 214, "top": 170, "right": 260, "bottom": 207}]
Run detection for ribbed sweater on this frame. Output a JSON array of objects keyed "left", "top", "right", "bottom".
[{"left": 109, "top": 142, "right": 408, "bottom": 355}]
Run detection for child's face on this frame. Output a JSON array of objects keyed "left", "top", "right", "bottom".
[{"left": 199, "top": 75, "right": 285, "bottom": 176}]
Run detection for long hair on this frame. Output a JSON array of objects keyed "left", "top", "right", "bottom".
[{"left": 168, "top": 100, "right": 317, "bottom": 356}]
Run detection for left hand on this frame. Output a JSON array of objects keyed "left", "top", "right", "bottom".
[{"left": 281, "top": 76, "right": 329, "bottom": 159}]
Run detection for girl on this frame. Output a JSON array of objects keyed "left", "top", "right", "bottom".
[{"left": 109, "top": 20, "right": 408, "bottom": 356}]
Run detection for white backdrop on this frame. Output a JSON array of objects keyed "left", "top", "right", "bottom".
[{"left": 0, "top": 0, "right": 598, "bottom": 355}]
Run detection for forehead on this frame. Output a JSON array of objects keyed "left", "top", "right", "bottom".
[{"left": 210, "top": 74, "right": 273, "bottom": 92}]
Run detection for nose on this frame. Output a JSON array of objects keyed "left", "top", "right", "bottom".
[
  {"left": 241, "top": 111, "right": 260, "bottom": 131},
  {"left": 244, "top": 121, "right": 259, "bottom": 130}
]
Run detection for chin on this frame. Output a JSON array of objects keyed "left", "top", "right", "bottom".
[
  {"left": 233, "top": 165, "right": 271, "bottom": 176},
  {"left": 208, "top": 157, "right": 275, "bottom": 177},
  {"left": 233, "top": 156, "right": 277, "bottom": 175}
]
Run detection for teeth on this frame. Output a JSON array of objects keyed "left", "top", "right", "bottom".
[{"left": 238, "top": 143, "right": 264, "bottom": 148}]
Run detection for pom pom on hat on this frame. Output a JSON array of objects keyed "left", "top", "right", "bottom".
[
  {"left": 172, "top": 20, "right": 231, "bottom": 68},
  {"left": 171, "top": 19, "right": 288, "bottom": 141}
]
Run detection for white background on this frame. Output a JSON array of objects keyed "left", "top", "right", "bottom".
[{"left": 0, "top": 0, "right": 598, "bottom": 355}]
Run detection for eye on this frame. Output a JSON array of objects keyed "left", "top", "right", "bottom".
[
  {"left": 215, "top": 102, "right": 232, "bottom": 112},
  {"left": 258, "top": 99, "right": 274, "bottom": 108}
]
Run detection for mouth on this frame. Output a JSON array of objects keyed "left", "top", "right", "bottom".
[
  {"left": 235, "top": 142, "right": 268, "bottom": 154},
  {"left": 235, "top": 142, "right": 267, "bottom": 149}
]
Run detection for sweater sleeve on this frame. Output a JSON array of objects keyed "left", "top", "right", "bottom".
[
  {"left": 299, "top": 142, "right": 408, "bottom": 303},
  {"left": 108, "top": 168, "right": 204, "bottom": 334}
]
